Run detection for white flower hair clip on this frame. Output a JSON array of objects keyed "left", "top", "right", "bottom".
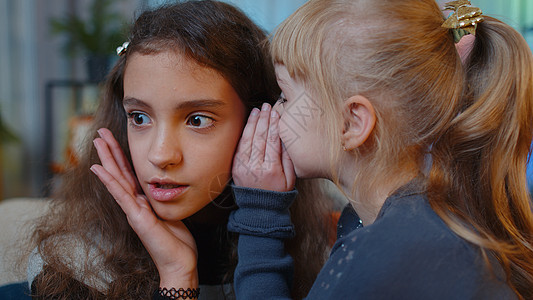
[{"left": 116, "top": 41, "right": 130, "bottom": 56}]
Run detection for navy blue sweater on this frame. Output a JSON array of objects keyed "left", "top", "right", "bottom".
[{"left": 228, "top": 183, "right": 517, "bottom": 299}]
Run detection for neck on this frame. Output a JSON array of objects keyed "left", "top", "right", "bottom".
[
  {"left": 185, "top": 185, "right": 234, "bottom": 226},
  {"left": 337, "top": 159, "right": 418, "bottom": 226}
]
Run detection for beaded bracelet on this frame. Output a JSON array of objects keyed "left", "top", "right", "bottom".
[{"left": 158, "top": 287, "right": 200, "bottom": 299}]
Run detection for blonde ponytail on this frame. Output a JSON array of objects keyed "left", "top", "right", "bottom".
[{"left": 429, "top": 16, "right": 533, "bottom": 298}]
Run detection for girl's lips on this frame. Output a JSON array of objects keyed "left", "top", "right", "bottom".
[{"left": 148, "top": 183, "right": 189, "bottom": 202}]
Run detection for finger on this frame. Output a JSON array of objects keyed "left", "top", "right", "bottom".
[
  {"left": 91, "top": 165, "right": 197, "bottom": 277},
  {"left": 97, "top": 128, "right": 140, "bottom": 191},
  {"left": 264, "top": 110, "right": 282, "bottom": 166},
  {"left": 135, "top": 194, "right": 152, "bottom": 211},
  {"left": 234, "top": 108, "right": 260, "bottom": 162},
  {"left": 281, "top": 142, "right": 296, "bottom": 190},
  {"left": 91, "top": 165, "right": 165, "bottom": 248},
  {"left": 273, "top": 100, "right": 284, "bottom": 117},
  {"left": 250, "top": 103, "right": 271, "bottom": 166},
  {"left": 90, "top": 164, "right": 142, "bottom": 218},
  {"left": 93, "top": 138, "right": 136, "bottom": 195}
]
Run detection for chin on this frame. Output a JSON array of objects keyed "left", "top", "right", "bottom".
[
  {"left": 157, "top": 213, "right": 188, "bottom": 222},
  {"left": 295, "top": 166, "right": 328, "bottom": 180},
  {"left": 152, "top": 207, "right": 190, "bottom": 222},
  {"left": 294, "top": 168, "right": 315, "bottom": 179}
]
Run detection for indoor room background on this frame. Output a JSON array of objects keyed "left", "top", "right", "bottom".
[{"left": 0, "top": 0, "right": 532, "bottom": 200}]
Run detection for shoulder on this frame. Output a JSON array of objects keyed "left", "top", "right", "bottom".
[
  {"left": 26, "top": 246, "right": 44, "bottom": 289},
  {"left": 336, "top": 196, "right": 475, "bottom": 276},
  {"left": 27, "top": 233, "right": 113, "bottom": 292},
  {"left": 334, "top": 192, "right": 468, "bottom": 257},
  {"left": 364, "top": 192, "right": 465, "bottom": 251},
  {"left": 315, "top": 193, "right": 515, "bottom": 299},
  {"left": 350, "top": 193, "right": 484, "bottom": 276}
]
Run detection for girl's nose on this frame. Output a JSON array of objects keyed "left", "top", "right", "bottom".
[{"left": 148, "top": 130, "right": 183, "bottom": 169}]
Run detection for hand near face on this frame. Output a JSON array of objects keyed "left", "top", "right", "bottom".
[
  {"left": 90, "top": 128, "right": 198, "bottom": 289},
  {"left": 232, "top": 103, "right": 296, "bottom": 192}
]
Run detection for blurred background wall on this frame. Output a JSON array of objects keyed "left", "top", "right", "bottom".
[{"left": 0, "top": 0, "right": 531, "bottom": 199}]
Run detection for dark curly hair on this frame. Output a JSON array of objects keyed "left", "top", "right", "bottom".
[{"left": 31, "top": 1, "right": 333, "bottom": 299}]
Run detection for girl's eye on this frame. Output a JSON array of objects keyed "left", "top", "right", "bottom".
[
  {"left": 187, "top": 115, "right": 215, "bottom": 129},
  {"left": 277, "top": 93, "right": 287, "bottom": 104},
  {"left": 127, "top": 112, "right": 151, "bottom": 126}
]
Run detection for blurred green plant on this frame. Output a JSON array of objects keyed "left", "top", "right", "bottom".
[
  {"left": 49, "top": 0, "right": 128, "bottom": 56},
  {"left": 0, "top": 110, "right": 18, "bottom": 145}
]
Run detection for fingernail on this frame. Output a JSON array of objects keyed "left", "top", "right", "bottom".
[
  {"left": 262, "top": 103, "right": 270, "bottom": 111},
  {"left": 271, "top": 110, "right": 278, "bottom": 118},
  {"left": 90, "top": 165, "right": 98, "bottom": 175},
  {"left": 251, "top": 108, "right": 259, "bottom": 116}
]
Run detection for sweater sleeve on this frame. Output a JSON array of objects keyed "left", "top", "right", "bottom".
[{"left": 227, "top": 185, "right": 296, "bottom": 299}]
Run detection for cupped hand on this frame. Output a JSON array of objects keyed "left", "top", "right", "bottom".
[
  {"left": 90, "top": 128, "right": 198, "bottom": 289},
  {"left": 232, "top": 103, "right": 295, "bottom": 192}
]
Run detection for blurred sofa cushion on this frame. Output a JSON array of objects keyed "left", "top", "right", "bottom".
[{"left": 0, "top": 198, "right": 50, "bottom": 286}]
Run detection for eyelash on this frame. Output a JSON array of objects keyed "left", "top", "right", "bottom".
[
  {"left": 277, "top": 94, "right": 287, "bottom": 104},
  {"left": 186, "top": 114, "right": 216, "bottom": 130},
  {"left": 126, "top": 112, "right": 216, "bottom": 131},
  {"left": 127, "top": 112, "right": 151, "bottom": 128}
]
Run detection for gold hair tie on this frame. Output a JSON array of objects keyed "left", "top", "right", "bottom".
[{"left": 442, "top": 0, "right": 484, "bottom": 41}]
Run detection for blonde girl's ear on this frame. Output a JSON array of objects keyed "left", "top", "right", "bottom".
[{"left": 342, "top": 95, "right": 376, "bottom": 151}]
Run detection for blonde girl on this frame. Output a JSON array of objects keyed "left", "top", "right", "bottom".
[{"left": 228, "top": 0, "right": 533, "bottom": 298}]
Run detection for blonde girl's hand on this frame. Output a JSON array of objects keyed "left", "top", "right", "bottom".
[
  {"left": 90, "top": 128, "right": 198, "bottom": 289},
  {"left": 232, "top": 103, "right": 296, "bottom": 192}
]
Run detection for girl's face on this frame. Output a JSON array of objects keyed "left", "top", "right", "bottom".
[
  {"left": 274, "top": 64, "right": 331, "bottom": 179},
  {"left": 123, "top": 51, "right": 246, "bottom": 221}
]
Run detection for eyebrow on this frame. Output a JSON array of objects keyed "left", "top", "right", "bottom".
[{"left": 123, "top": 97, "right": 227, "bottom": 110}]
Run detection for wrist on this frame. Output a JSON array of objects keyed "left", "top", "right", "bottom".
[
  {"left": 159, "top": 271, "right": 198, "bottom": 290},
  {"left": 158, "top": 271, "right": 199, "bottom": 300},
  {"left": 231, "top": 185, "right": 297, "bottom": 211},
  {"left": 154, "top": 287, "right": 200, "bottom": 299}
]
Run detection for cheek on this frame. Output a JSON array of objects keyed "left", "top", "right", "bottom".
[
  {"left": 278, "top": 115, "right": 301, "bottom": 151},
  {"left": 219, "top": 117, "right": 246, "bottom": 156},
  {"left": 189, "top": 124, "right": 242, "bottom": 177},
  {"left": 206, "top": 172, "right": 232, "bottom": 203},
  {"left": 127, "top": 133, "right": 139, "bottom": 167},
  {"left": 188, "top": 132, "right": 239, "bottom": 201},
  {"left": 128, "top": 132, "right": 149, "bottom": 175}
]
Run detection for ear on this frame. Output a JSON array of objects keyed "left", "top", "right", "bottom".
[{"left": 342, "top": 95, "right": 376, "bottom": 150}]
